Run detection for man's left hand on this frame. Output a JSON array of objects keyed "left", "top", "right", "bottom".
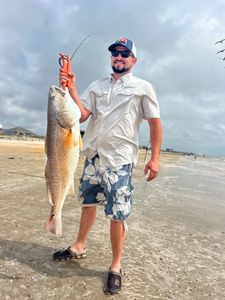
[{"left": 144, "top": 159, "right": 159, "bottom": 181}]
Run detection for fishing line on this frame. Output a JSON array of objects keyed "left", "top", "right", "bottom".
[{"left": 58, "top": 33, "right": 94, "bottom": 67}]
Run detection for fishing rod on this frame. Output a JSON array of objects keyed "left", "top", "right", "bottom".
[{"left": 58, "top": 32, "right": 94, "bottom": 68}]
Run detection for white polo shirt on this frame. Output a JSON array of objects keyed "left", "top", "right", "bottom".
[{"left": 80, "top": 73, "right": 160, "bottom": 168}]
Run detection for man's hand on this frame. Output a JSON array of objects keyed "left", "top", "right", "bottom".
[
  {"left": 145, "top": 118, "right": 162, "bottom": 182},
  {"left": 58, "top": 53, "right": 75, "bottom": 90},
  {"left": 144, "top": 159, "right": 159, "bottom": 181},
  {"left": 59, "top": 68, "right": 75, "bottom": 90}
]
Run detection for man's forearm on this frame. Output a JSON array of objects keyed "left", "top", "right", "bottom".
[
  {"left": 148, "top": 118, "right": 162, "bottom": 161},
  {"left": 69, "top": 86, "right": 91, "bottom": 123}
]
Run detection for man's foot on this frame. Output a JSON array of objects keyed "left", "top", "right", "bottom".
[
  {"left": 103, "top": 269, "right": 122, "bottom": 295},
  {"left": 53, "top": 246, "right": 86, "bottom": 261}
]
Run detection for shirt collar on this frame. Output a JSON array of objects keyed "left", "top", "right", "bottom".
[{"left": 109, "top": 72, "right": 133, "bottom": 83}]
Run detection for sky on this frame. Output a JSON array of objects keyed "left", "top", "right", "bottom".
[{"left": 0, "top": 0, "right": 225, "bottom": 155}]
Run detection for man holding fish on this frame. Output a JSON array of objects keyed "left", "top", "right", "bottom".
[{"left": 53, "top": 37, "right": 162, "bottom": 295}]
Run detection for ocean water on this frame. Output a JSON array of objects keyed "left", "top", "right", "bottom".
[
  {"left": 123, "top": 155, "right": 225, "bottom": 299},
  {"left": 161, "top": 155, "right": 225, "bottom": 202},
  {"left": 135, "top": 155, "right": 225, "bottom": 231}
]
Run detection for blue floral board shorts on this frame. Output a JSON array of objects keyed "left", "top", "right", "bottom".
[{"left": 79, "top": 155, "right": 135, "bottom": 222}]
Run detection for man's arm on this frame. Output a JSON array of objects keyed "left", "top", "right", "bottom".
[
  {"left": 69, "top": 86, "right": 91, "bottom": 123},
  {"left": 59, "top": 69, "right": 91, "bottom": 123},
  {"left": 144, "top": 118, "right": 162, "bottom": 181}
]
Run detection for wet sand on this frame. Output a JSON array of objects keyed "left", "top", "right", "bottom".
[{"left": 0, "top": 140, "right": 225, "bottom": 299}]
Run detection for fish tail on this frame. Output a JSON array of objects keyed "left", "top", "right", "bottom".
[{"left": 44, "top": 214, "right": 62, "bottom": 237}]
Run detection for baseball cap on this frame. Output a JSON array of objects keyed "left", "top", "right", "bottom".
[{"left": 108, "top": 37, "right": 137, "bottom": 57}]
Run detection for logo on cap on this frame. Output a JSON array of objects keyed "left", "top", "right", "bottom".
[{"left": 117, "top": 37, "right": 127, "bottom": 45}]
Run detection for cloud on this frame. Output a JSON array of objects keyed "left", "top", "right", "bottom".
[{"left": 0, "top": 0, "right": 225, "bottom": 155}]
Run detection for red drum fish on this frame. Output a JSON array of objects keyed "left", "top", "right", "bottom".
[{"left": 44, "top": 86, "right": 81, "bottom": 237}]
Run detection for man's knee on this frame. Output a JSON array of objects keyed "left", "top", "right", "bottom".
[{"left": 110, "top": 219, "right": 127, "bottom": 232}]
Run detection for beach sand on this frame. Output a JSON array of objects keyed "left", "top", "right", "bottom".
[{"left": 0, "top": 140, "right": 225, "bottom": 299}]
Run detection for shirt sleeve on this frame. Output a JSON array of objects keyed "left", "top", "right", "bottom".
[
  {"left": 141, "top": 81, "right": 160, "bottom": 119},
  {"left": 80, "top": 85, "right": 95, "bottom": 113}
]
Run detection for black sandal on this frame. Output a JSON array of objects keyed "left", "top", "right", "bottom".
[
  {"left": 104, "top": 269, "right": 122, "bottom": 295},
  {"left": 53, "top": 247, "right": 86, "bottom": 261}
]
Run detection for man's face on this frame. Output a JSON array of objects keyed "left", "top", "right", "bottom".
[{"left": 111, "top": 46, "right": 137, "bottom": 74}]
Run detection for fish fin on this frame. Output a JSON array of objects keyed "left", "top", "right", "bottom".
[
  {"left": 71, "top": 127, "right": 79, "bottom": 147},
  {"left": 45, "top": 164, "right": 54, "bottom": 205},
  {"left": 79, "top": 133, "right": 83, "bottom": 150},
  {"left": 44, "top": 214, "right": 62, "bottom": 237},
  {"left": 67, "top": 181, "right": 75, "bottom": 196},
  {"left": 47, "top": 187, "right": 54, "bottom": 206},
  {"left": 64, "top": 129, "right": 74, "bottom": 148},
  {"left": 44, "top": 137, "right": 48, "bottom": 154}
]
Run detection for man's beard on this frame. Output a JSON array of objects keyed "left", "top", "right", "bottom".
[{"left": 112, "top": 66, "right": 130, "bottom": 74}]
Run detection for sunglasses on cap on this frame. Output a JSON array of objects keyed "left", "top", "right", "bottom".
[{"left": 111, "top": 50, "right": 134, "bottom": 58}]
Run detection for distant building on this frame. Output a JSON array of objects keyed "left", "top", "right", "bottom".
[
  {"left": 9, "top": 127, "right": 36, "bottom": 137},
  {"left": 0, "top": 127, "right": 44, "bottom": 140},
  {"left": 166, "top": 148, "right": 174, "bottom": 152}
]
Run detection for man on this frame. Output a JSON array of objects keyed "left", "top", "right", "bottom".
[{"left": 54, "top": 37, "right": 162, "bottom": 295}]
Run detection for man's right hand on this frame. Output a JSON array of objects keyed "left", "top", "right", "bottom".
[
  {"left": 59, "top": 68, "right": 75, "bottom": 90},
  {"left": 58, "top": 53, "right": 75, "bottom": 90}
]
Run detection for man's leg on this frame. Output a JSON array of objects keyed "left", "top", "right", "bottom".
[
  {"left": 103, "top": 219, "right": 125, "bottom": 294},
  {"left": 105, "top": 164, "right": 133, "bottom": 273},
  {"left": 110, "top": 220, "right": 125, "bottom": 272},
  {"left": 70, "top": 206, "right": 97, "bottom": 252},
  {"left": 103, "top": 163, "right": 134, "bottom": 294},
  {"left": 53, "top": 206, "right": 96, "bottom": 260}
]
